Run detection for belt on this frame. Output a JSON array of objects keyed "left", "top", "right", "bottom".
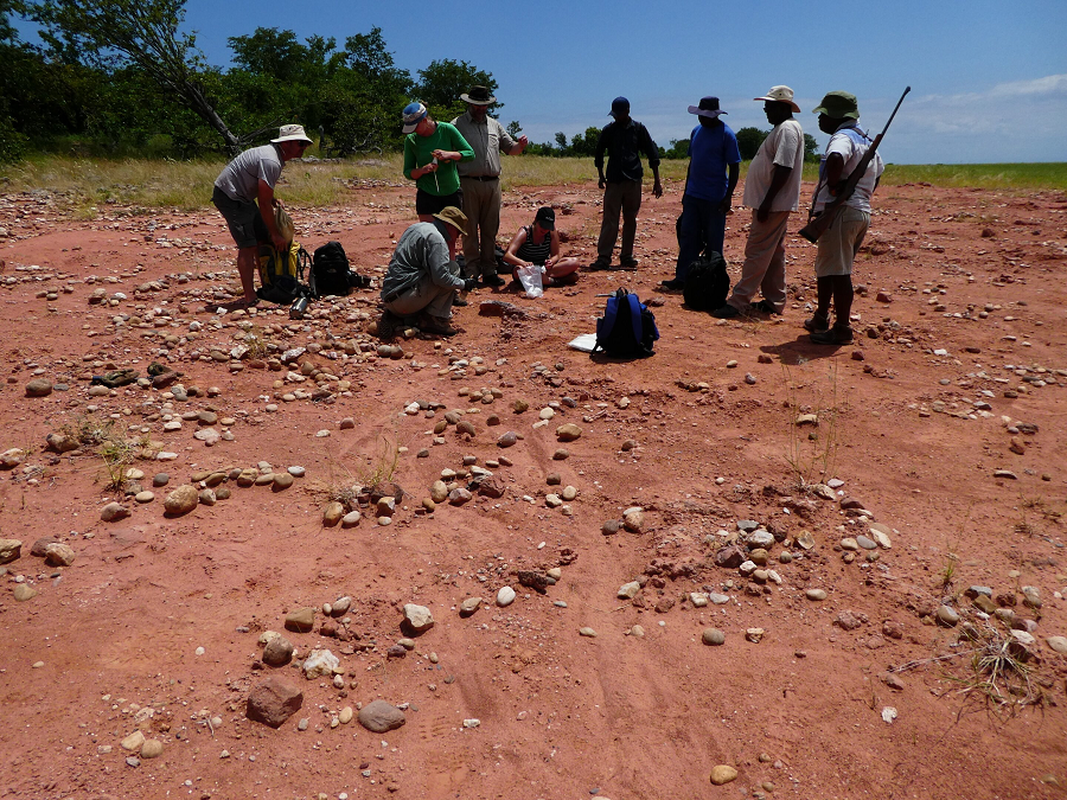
[{"left": 462, "top": 175, "right": 499, "bottom": 182}]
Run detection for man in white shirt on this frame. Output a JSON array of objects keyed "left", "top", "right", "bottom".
[
  {"left": 713, "top": 86, "right": 805, "bottom": 319},
  {"left": 804, "top": 91, "right": 885, "bottom": 345}
]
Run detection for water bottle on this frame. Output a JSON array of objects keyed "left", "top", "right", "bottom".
[{"left": 289, "top": 296, "right": 310, "bottom": 319}]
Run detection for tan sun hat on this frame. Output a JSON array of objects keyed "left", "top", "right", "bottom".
[
  {"left": 753, "top": 85, "right": 801, "bottom": 113},
  {"left": 271, "top": 124, "right": 313, "bottom": 144},
  {"left": 433, "top": 206, "right": 468, "bottom": 234}
]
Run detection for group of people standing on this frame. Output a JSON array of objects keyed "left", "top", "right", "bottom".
[
  {"left": 211, "top": 82, "right": 884, "bottom": 346},
  {"left": 649, "top": 84, "right": 884, "bottom": 346}
]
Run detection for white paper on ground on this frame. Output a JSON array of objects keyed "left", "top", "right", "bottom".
[{"left": 567, "top": 333, "right": 597, "bottom": 352}]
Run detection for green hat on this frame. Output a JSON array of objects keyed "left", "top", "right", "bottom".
[{"left": 813, "top": 91, "right": 860, "bottom": 120}]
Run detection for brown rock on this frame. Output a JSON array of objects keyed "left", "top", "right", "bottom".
[
  {"left": 262, "top": 636, "right": 295, "bottom": 666},
  {"left": 163, "top": 484, "right": 199, "bottom": 516},
  {"left": 13, "top": 584, "right": 37, "bottom": 601},
  {"left": 476, "top": 476, "right": 506, "bottom": 499},
  {"left": 322, "top": 501, "right": 345, "bottom": 527},
  {"left": 25, "top": 378, "right": 53, "bottom": 397},
  {"left": 246, "top": 676, "right": 303, "bottom": 728},
  {"left": 44, "top": 542, "right": 76, "bottom": 567},
  {"left": 285, "top": 607, "right": 315, "bottom": 633},
  {"left": 556, "top": 423, "right": 582, "bottom": 442},
  {"left": 357, "top": 699, "right": 406, "bottom": 733},
  {"left": 0, "top": 538, "right": 22, "bottom": 564},
  {"left": 45, "top": 432, "right": 79, "bottom": 454}
]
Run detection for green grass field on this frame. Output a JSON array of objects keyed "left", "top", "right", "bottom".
[{"left": 2, "top": 154, "right": 1063, "bottom": 213}]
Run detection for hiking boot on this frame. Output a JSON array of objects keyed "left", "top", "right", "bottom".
[
  {"left": 481, "top": 273, "right": 505, "bottom": 287},
  {"left": 659, "top": 279, "right": 685, "bottom": 292},
  {"left": 419, "top": 314, "right": 459, "bottom": 337},
  {"left": 452, "top": 291, "right": 468, "bottom": 307},
  {"left": 752, "top": 299, "right": 781, "bottom": 315},
  {"left": 587, "top": 258, "right": 611, "bottom": 272},
  {"left": 618, "top": 256, "right": 639, "bottom": 270},
  {"left": 803, "top": 311, "right": 830, "bottom": 333},
  {"left": 711, "top": 304, "right": 740, "bottom": 319},
  {"left": 377, "top": 309, "right": 400, "bottom": 340},
  {"left": 810, "top": 323, "right": 853, "bottom": 345}
]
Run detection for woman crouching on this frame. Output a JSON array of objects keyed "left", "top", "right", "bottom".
[{"left": 503, "top": 207, "right": 580, "bottom": 287}]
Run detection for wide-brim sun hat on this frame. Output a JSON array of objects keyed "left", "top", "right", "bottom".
[
  {"left": 402, "top": 102, "right": 428, "bottom": 134},
  {"left": 460, "top": 85, "right": 496, "bottom": 105},
  {"left": 812, "top": 91, "right": 860, "bottom": 120},
  {"left": 272, "top": 124, "right": 313, "bottom": 144},
  {"left": 753, "top": 85, "right": 801, "bottom": 114},
  {"left": 433, "top": 206, "right": 468, "bottom": 234},
  {"left": 688, "top": 96, "right": 727, "bottom": 118}
]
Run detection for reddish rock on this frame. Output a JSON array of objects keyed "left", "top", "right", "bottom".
[{"left": 246, "top": 676, "right": 303, "bottom": 728}]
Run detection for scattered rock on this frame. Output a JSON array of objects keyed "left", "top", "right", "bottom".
[
  {"left": 702, "top": 628, "right": 725, "bottom": 646},
  {"left": 246, "top": 676, "right": 303, "bottom": 728},
  {"left": 43, "top": 542, "right": 76, "bottom": 567},
  {"left": 556, "top": 423, "right": 582, "bottom": 442},
  {"left": 0, "top": 539, "right": 22, "bottom": 564},
  {"left": 285, "top": 607, "right": 315, "bottom": 633},
  {"left": 302, "top": 648, "right": 339, "bottom": 679},
  {"left": 460, "top": 597, "right": 482, "bottom": 617},
  {"left": 402, "top": 603, "right": 435, "bottom": 634},
  {"left": 710, "top": 765, "right": 738, "bottom": 785},
  {"left": 13, "top": 584, "right": 37, "bottom": 601},
  {"left": 358, "top": 700, "right": 405, "bottom": 733},
  {"left": 496, "top": 586, "right": 516, "bottom": 607},
  {"left": 140, "top": 739, "right": 164, "bottom": 759},
  {"left": 262, "top": 636, "right": 294, "bottom": 667},
  {"left": 25, "top": 378, "right": 53, "bottom": 397},
  {"left": 163, "top": 485, "right": 199, "bottom": 516}
]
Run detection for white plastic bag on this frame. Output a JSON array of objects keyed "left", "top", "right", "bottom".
[{"left": 515, "top": 264, "right": 544, "bottom": 298}]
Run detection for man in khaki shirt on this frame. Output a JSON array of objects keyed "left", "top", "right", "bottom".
[{"left": 452, "top": 85, "right": 527, "bottom": 286}]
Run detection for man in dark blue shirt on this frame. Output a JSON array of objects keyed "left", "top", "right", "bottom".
[
  {"left": 661, "top": 96, "right": 741, "bottom": 291},
  {"left": 590, "top": 97, "right": 662, "bottom": 271}
]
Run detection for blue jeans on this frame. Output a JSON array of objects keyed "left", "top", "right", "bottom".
[{"left": 675, "top": 195, "right": 726, "bottom": 280}]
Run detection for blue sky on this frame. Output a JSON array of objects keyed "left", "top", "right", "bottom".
[{"left": 17, "top": 0, "right": 1067, "bottom": 163}]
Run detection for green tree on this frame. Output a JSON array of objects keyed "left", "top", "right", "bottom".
[
  {"left": 506, "top": 120, "right": 521, "bottom": 138},
  {"left": 804, "top": 132, "right": 820, "bottom": 163},
  {"left": 569, "top": 126, "right": 600, "bottom": 158},
  {"left": 415, "top": 58, "right": 496, "bottom": 122},
  {"left": 26, "top": 0, "right": 242, "bottom": 152},
  {"left": 664, "top": 138, "right": 690, "bottom": 159},
  {"left": 735, "top": 126, "right": 768, "bottom": 160}
]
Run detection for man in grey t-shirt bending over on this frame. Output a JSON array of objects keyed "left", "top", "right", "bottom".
[{"left": 212, "top": 124, "right": 312, "bottom": 309}]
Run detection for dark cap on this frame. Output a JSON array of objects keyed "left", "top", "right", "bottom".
[
  {"left": 609, "top": 96, "right": 630, "bottom": 117},
  {"left": 534, "top": 207, "right": 555, "bottom": 230}
]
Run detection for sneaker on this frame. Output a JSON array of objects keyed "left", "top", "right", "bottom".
[
  {"left": 711, "top": 304, "right": 740, "bottom": 319},
  {"left": 658, "top": 279, "right": 685, "bottom": 292},
  {"left": 810, "top": 324, "right": 853, "bottom": 345},
  {"left": 803, "top": 311, "right": 830, "bottom": 333},
  {"left": 587, "top": 258, "right": 611, "bottom": 272},
  {"left": 481, "top": 273, "right": 505, "bottom": 287},
  {"left": 752, "top": 299, "right": 781, "bottom": 315}
]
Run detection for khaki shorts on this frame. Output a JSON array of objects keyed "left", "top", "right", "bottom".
[{"left": 814, "top": 206, "right": 870, "bottom": 277}]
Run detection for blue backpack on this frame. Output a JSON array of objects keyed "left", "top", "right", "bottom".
[{"left": 593, "top": 288, "right": 659, "bottom": 358}]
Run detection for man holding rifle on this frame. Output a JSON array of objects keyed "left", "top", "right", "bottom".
[{"left": 805, "top": 91, "right": 885, "bottom": 345}]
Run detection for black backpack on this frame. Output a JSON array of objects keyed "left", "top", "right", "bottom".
[
  {"left": 310, "top": 241, "right": 369, "bottom": 298},
  {"left": 683, "top": 252, "right": 731, "bottom": 311},
  {"left": 593, "top": 288, "right": 659, "bottom": 358}
]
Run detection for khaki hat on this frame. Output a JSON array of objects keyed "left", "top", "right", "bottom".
[
  {"left": 753, "top": 85, "right": 801, "bottom": 113},
  {"left": 271, "top": 124, "right": 313, "bottom": 144},
  {"left": 813, "top": 91, "right": 860, "bottom": 120},
  {"left": 433, "top": 206, "right": 468, "bottom": 234}
]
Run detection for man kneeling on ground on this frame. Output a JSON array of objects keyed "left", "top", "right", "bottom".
[{"left": 379, "top": 206, "right": 477, "bottom": 338}]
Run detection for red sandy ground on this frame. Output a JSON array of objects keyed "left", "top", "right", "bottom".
[{"left": 1, "top": 171, "right": 1066, "bottom": 800}]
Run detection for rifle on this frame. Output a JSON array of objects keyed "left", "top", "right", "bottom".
[{"left": 799, "top": 86, "right": 910, "bottom": 244}]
